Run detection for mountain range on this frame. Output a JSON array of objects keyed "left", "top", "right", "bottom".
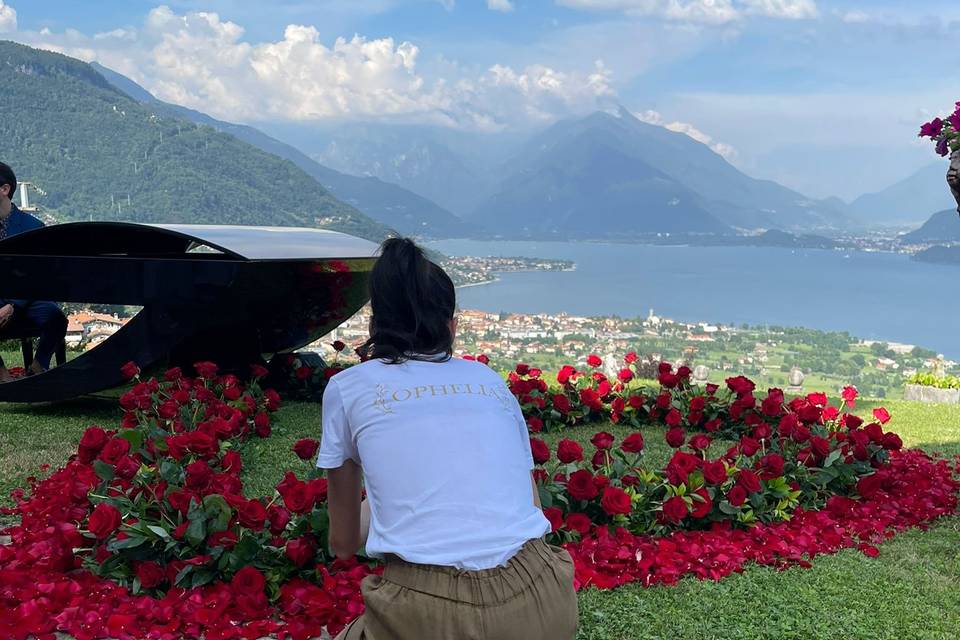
[
  {"left": 8, "top": 40, "right": 942, "bottom": 243},
  {"left": 900, "top": 209, "right": 960, "bottom": 244},
  {"left": 90, "top": 63, "right": 474, "bottom": 239},
  {"left": 849, "top": 163, "right": 956, "bottom": 227},
  {"left": 0, "top": 41, "right": 392, "bottom": 242},
  {"left": 292, "top": 107, "right": 854, "bottom": 236}
]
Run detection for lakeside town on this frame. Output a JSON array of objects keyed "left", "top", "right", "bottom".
[
  {"left": 10, "top": 297, "right": 951, "bottom": 402},
  {"left": 323, "top": 305, "right": 954, "bottom": 400}
]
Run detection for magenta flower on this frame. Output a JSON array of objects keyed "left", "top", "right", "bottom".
[{"left": 919, "top": 117, "right": 943, "bottom": 139}]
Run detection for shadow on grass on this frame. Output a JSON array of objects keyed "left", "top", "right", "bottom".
[
  {"left": 915, "top": 440, "right": 960, "bottom": 460},
  {"left": 0, "top": 393, "right": 120, "bottom": 422}
]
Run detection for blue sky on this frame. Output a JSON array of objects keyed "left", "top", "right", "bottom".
[{"left": 3, "top": 0, "right": 960, "bottom": 199}]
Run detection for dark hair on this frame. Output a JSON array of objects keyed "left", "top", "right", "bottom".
[
  {"left": 0, "top": 162, "right": 16, "bottom": 199},
  {"left": 359, "top": 237, "right": 456, "bottom": 364}
]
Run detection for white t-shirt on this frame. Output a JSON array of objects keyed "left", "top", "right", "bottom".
[{"left": 316, "top": 355, "right": 551, "bottom": 570}]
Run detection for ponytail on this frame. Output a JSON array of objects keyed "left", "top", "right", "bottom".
[{"left": 358, "top": 237, "right": 456, "bottom": 364}]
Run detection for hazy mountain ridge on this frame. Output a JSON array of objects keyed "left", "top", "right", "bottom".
[
  {"left": 0, "top": 41, "right": 392, "bottom": 241},
  {"left": 91, "top": 63, "right": 474, "bottom": 238},
  {"left": 900, "top": 209, "right": 960, "bottom": 244},
  {"left": 301, "top": 107, "right": 854, "bottom": 237},
  {"left": 850, "top": 163, "right": 956, "bottom": 226}
]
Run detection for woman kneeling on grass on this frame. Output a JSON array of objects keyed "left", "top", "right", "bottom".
[{"left": 317, "top": 237, "right": 578, "bottom": 640}]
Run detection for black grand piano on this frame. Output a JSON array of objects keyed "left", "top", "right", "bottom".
[{"left": 0, "top": 223, "right": 378, "bottom": 403}]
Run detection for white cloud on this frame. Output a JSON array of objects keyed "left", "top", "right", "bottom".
[
  {"left": 488, "top": 0, "right": 515, "bottom": 11},
  {"left": 635, "top": 109, "right": 738, "bottom": 160},
  {"left": 555, "top": 0, "right": 817, "bottom": 23},
  {"left": 17, "top": 6, "right": 613, "bottom": 130},
  {"left": 0, "top": 1, "right": 17, "bottom": 33},
  {"left": 739, "top": 0, "right": 817, "bottom": 20}
]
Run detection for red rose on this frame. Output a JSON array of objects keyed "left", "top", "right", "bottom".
[
  {"left": 702, "top": 460, "right": 727, "bottom": 485},
  {"left": 88, "top": 503, "right": 122, "bottom": 540},
  {"left": 620, "top": 433, "right": 645, "bottom": 454},
  {"left": 167, "top": 490, "right": 198, "bottom": 515},
  {"left": 294, "top": 366, "right": 313, "bottom": 381},
  {"left": 239, "top": 499, "right": 268, "bottom": 530},
  {"left": 191, "top": 432, "right": 221, "bottom": 458},
  {"left": 332, "top": 340, "right": 347, "bottom": 352},
  {"left": 254, "top": 412, "right": 272, "bottom": 438},
  {"left": 738, "top": 436, "right": 760, "bottom": 457},
  {"left": 757, "top": 454, "right": 785, "bottom": 480},
  {"left": 688, "top": 434, "right": 711, "bottom": 451},
  {"left": 208, "top": 530, "right": 239, "bottom": 549},
  {"left": 231, "top": 566, "right": 266, "bottom": 596},
  {"left": 268, "top": 505, "right": 292, "bottom": 534},
  {"left": 309, "top": 478, "right": 329, "bottom": 503},
  {"left": 172, "top": 522, "right": 189, "bottom": 540},
  {"left": 113, "top": 455, "right": 140, "bottom": 480},
  {"left": 286, "top": 536, "right": 317, "bottom": 567},
  {"left": 625, "top": 352, "right": 638, "bottom": 364},
  {"left": 278, "top": 477, "right": 314, "bottom": 514},
  {"left": 264, "top": 389, "right": 282, "bottom": 411},
  {"left": 600, "top": 486, "right": 632, "bottom": 516},
  {"left": 566, "top": 470, "right": 599, "bottom": 501},
  {"left": 727, "top": 485, "right": 747, "bottom": 507},
  {"left": 556, "top": 365, "right": 576, "bottom": 385},
  {"left": 526, "top": 416, "right": 543, "bottom": 433},
  {"left": 565, "top": 512, "right": 592, "bottom": 536},
  {"left": 586, "top": 354, "right": 602, "bottom": 368},
  {"left": 135, "top": 561, "right": 165, "bottom": 589},
  {"left": 873, "top": 407, "right": 891, "bottom": 425},
  {"left": 841, "top": 385, "right": 858, "bottom": 407},
  {"left": 194, "top": 361, "right": 219, "bottom": 380},
  {"left": 690, "top": 488, "right": 713, "bottom": 519},
  {"left": 120, "top": 361, "right": 140, "bottom": 380},
  {"left": 810, "top": 435, "right": 831, "bottom": 458},
  {"left": 655, "top": 392, "right": 671, "bottom": 410},
  {"left": 515, "top": 363, "right": 530, "bottom": 376},
  {"left": 557, "top": 439, "right": 584, "bottom": 463},
  {"left": 250, "top": 364, "right": 269, "bottom": 379},
  {"left": 761, "top": 393, "right": 783, "bottom": 417},
  {"left": 661, "top": 496, "right": 688, "bottom": 523},
  {"left": 704, "top": 418, "right": 722, "bottom": 433},
  {"left": 591, "top": 449, "right": 609, "bottom": 469},
  {"left": 78, "top": 426, "right": 109, "bottom": 462},
  {"left": 618, "top": 368, "right": 634, "bottom": 383},
  {"left": 677, "top": 366, "right": 691, "bottom": 379},
  {"left": 726, "top": 375, "right": 755, "bottom": 396},
  {"left": 665, "top": 408, "right": 682, "bottom": 427},
  {"left": 665, "top": 427, "right": 686, "bottom": 448},
  {"left": 621, "top": 474, "right": 640, "bottom": 487},
  {"left": 185, "top": 461, "right": 214, "bottom": 490},
  {"left": 552, "top": 394, "right": 571, "bottom": 415},
  {"left": 881, "top": 432, "right": 903, "bottom": 450},
  {"left": 98, "top": 437, "right": 131, "bottom": 465},
  {"left": 293, "top": 438, "right": 320, "bottom": 461},
  {"left": 530, "top": 438, "right": 550, "bottom": 465},
  {"left": 736, "top": 469, "right": 762, "bottom": 494},
  {"left": 543, "top": 507, "right": 563, "bottom": 532},
  {"left": 221, "top": 450, "right": 243, "bottom": 474},
  {"left": 689, "top": 396, "right": 706, "bottom": 412},
  {"left": 590, "top": 431, "right": 615, "bottom": 450}
]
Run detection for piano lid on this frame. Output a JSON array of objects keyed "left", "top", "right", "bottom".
[{"left": 0, "top": 222, "right": 381, "bottom": 261}]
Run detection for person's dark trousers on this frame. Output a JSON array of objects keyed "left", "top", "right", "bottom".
[{"left": 0, "top": 302, "right": 68, "bottom": 370}]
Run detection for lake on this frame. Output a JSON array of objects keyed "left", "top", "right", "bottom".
[{"left": 427, "top": 240, "right": 960, "bottom": 358}]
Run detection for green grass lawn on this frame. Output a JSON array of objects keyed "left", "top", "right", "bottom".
[{"left": 1, "top": 393, "right": 958, "bottom": 639}]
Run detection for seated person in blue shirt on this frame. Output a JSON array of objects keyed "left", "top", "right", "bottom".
[{"left": 0, "top": 162, "right": 68, "bottom": 383}]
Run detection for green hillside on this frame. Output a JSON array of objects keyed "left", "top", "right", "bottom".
[{"left": 0, "top": 41, "right": 393, "bottom": 241}]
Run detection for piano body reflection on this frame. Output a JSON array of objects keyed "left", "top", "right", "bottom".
[{"left": 0, "top": 223, "right": 378, "bottom": 403}]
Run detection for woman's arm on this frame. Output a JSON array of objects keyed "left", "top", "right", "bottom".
[{"left": 327, "top": 458, "right": 364, "bottom": 560}]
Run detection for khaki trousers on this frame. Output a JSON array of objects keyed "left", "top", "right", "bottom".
[{"left": 335, "top": 538, "right": 578, "bottom": 640}]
